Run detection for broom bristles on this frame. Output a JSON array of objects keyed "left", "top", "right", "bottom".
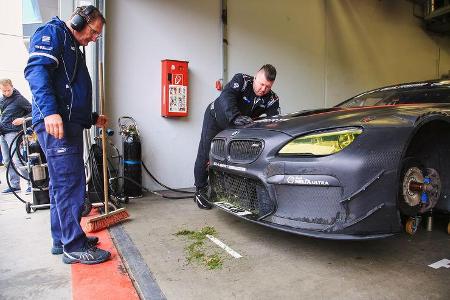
[{"left": 85, "top": 208, "right": 130, "bottom": 233}]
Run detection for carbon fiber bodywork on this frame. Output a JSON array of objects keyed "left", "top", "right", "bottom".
[{"left": 209, "top": 80, "right": 450, "bottom": 239}]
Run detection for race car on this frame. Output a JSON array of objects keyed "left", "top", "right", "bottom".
[{"left": 209, "top": 80, "right": 450, "bottom": 239}]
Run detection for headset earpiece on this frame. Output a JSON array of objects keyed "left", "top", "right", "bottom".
[{"left": 70, "top": 5, "right": 97, "bottom": 32}]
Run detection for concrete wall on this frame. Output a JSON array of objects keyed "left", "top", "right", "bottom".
[
  {"left": 106, "top": 0, "right": 222, "bottom": 189},
  {"left": 106, "top": 0, "right": 450, "bottom": 189}
]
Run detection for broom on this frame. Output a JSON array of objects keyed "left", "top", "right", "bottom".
[{"left": 85, "top": 62, "right": 130, "bottom": 232}]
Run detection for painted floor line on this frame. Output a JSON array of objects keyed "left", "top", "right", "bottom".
[
  {"left": 206, "top": 234, "right": 242, "bottom": 258},
  {"left": 428, "top": 258, "right": 450, "bottom": 269}
]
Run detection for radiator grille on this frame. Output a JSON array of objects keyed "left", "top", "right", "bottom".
[
  {"left": 210, "top": 170, "right": 273, "bottom": 216},
  {"left": 274, "top": 185, "right": 343, "bottom": 225},
  {"left": 229, "top": 140, "right": 263, "bottom": 162},
  {"left": 211, "top": 139, "right": 226, "bottom": 159}
]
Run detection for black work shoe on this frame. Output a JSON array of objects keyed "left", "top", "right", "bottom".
[
  {"left": 51, "top": 236, "right": 99, "bottom": 255},
  {"left": 194, "top": 187, "right": 212, "bottom": 210},
  {"left": 62, "top": 246, "right": 111, "bottom": 265}
]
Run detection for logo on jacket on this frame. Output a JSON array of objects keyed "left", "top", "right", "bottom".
[
  {"left": 233, "top": 82, "right": 239, "bottom": 89},
  {"left": 56, "top": 147, "right": 67, "bottom": 154},
  {"left": 42, "top": 36, "right": 51, "bottom": 44}
]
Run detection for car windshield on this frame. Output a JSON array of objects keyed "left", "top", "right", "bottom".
[{"left": 337, "top": 85, "right": 450, "bottom": 108}]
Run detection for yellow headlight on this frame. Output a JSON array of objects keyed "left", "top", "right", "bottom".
[{"left": 278, "top": 128, "right": 363, "bottom": 156}]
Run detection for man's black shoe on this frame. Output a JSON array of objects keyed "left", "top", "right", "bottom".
[
  {"left": 194, "top": 187, "right": 212, "bottom": 210},
  {"left": 51, "top": 236, "right": 99, "bottom": 255},
  {"left": 62, "top": 246, "right": 111, "bottom": 265}
]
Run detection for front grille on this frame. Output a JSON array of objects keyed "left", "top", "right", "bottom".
[
  {"left": 210, "top": 170, "right": 273, "bottom": 217},
  {"left": 211, "top": 138, "right": 226, "bottom": 159},
  {"left": 274, "top": 185, "right": 343, "bottom": 225},
  {"left": 229, "top": 140, "right": 263, "bottom": 162}
]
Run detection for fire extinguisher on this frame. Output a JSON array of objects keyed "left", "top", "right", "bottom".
[{"left": 118, "top": 116, "right": 143, "bottom": 198}]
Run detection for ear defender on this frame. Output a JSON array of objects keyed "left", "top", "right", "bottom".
[{"left": 70, "top": 5, "right": 97, "bottom": 32}]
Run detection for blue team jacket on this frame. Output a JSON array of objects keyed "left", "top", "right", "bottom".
[{"left": 24, "top": 17, "right": 95, "bottom": 128}]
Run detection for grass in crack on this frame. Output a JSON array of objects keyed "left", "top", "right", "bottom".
[{"left": 175, "top": 226, "right": 223, "bottom": 270}]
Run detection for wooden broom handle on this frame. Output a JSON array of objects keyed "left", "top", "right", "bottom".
[{"left": 99, "top": 62, "right": 109, "bottom": 214}]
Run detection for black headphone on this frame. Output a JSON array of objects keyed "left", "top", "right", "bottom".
[{"left": 70, "top": 5, "right": 97, "bottom": 32}]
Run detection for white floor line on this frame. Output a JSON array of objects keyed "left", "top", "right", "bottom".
[
  {"left": 428, "top": 259, "right": 450, "bottom": 269},
  {"left": 206, "top": 235, "right": 242, "bottom": 258}
]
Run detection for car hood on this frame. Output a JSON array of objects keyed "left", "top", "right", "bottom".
[{"left": 247, "top": 104, "right": 449, "bottom": 136}]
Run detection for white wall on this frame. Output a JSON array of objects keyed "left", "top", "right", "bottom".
[
  {"left": 106, "top": 0, "right": 222, "bottom": 189},
  {"left": 107, "top": 0, "right": 450, "bottom": 189},
  {"left": 325, "top": 0, "right": 448, "bottom": 105},
  {"left": 0, "top": 0, "right": 32, "bottom": 99},
  {"left": 228, "top": 0, "right": 326, "bottom": 113},
  {"left": 227, "top": 0, "right": 450, "bottom": 108}
]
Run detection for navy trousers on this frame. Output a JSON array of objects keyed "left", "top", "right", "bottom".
[
  {"left": 35, "top": 122, "right": 86, "bottom": 252},
  {"left": 194, "top": 106, "right": 226, "bottom": 188}
]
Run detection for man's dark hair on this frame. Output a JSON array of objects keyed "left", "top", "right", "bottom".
[{"left": 259, "top": 64, "right": 277, "bottom": 81}]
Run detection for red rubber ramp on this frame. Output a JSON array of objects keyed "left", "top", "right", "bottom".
[{"left": 72, "top": 211, "right": 139, "bottom": 300}]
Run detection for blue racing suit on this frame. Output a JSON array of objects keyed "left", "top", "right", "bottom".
[{"left": 24, "top": 17, "right": 97, "bottom": 252}]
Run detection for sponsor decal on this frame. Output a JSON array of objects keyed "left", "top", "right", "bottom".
[
  {"left": 212, "top": 162, "right": 246, "bottom": 172},
  {"left": 56, "top": 147, "right": 67, "bottom": 154},
  {"left": 379, "top": 82, "right": 428, "bottom": 91},
  {"left": 286, "top": 175, "right": 329, "bottom": 186},
  {"left": 35, "top": 45, "right": 53, "bottom": 51},
  {"left": 254, "top": 118, "right": 289, "bottom": 123},
  {"left": 41, "top": 35, "right": 51, "bottom": 44},
  {"left": 215, "top": 201, "right": 252, "bottom": 216},
  {"left": 231, "top": 130, "right": 239, "bottom": 136}
]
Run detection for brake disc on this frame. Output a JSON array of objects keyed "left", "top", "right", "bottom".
[{"left": 402, "top": 167, "right": 424, "bottom": 207}]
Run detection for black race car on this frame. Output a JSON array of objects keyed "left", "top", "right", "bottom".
[{"left": 209, "top": 80, "right": 450, "bottom": 240}]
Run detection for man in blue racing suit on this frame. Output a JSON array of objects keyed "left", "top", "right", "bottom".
[
  {"left": 194, "top": 64, "right": 280, "bottom": 209},
  {"left": 24, "top": 5, "right": 110, "bottom": 265}
]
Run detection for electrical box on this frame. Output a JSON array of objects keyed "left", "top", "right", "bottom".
[{"left": 161, "top": 59, "right": 189, "bottom": 117}]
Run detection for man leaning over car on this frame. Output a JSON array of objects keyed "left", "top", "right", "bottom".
[{"left": 193, "top": 64, "right": 281, "bottom": 209}]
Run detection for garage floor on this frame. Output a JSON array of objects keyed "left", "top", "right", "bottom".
[
  {"left": 1, "top": 165, "right": 449, "bottom": 299},
  {"left": 123, "top": 194, "right": 449, "bottom": 299}
]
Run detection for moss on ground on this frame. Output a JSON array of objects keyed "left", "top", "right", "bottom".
[{"left": 175, "top": 226, "right": 223, "bottom": 270}]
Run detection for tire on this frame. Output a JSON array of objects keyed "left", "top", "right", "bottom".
[
  {"left": 25, "top": 202, "right": 31, "bottom": 214},
  {"left": 398, "top": 157, "right": 424, "bottom": 217}
]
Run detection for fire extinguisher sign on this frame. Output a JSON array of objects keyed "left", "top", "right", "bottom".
[{"left": 174, "top": 74, "right": 183, "bottom": 85}]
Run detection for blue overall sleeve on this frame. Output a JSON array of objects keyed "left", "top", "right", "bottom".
[{"left": 24, "top": 24, "right": 63, "bottom": 119}]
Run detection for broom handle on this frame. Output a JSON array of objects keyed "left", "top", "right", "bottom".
[{"left": 99, "top": 62, "right": 109, "bottom": 214}]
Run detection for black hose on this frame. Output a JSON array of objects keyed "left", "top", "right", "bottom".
[
  {"left": 142, "top": 162, "right": 194, "bottom": 195},
  {"left": 5, "top": 153, "right": 27, "bottom": 204}
]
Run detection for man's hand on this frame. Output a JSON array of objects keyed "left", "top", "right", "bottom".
[
  {"left": 95, "top": 114, "right": 108, "bottom": 127},
  {"left": 44, "top": 114, "right": 64, "bottom": 139},
  {"left": 12, "top": 118, "right": 25, "bottom": 126},
  {"left": 233, "top": 115, "right": 253, "bottom": 126}
]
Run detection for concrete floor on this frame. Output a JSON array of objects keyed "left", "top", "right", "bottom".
[
  {"left": 0, "top": 167, "right": 71, "bottom": 300},
  {"left": 123, "top": 194, "right": 450, "bottom": 300},
  {"left": 1, "top": 164, "right": 449, "bottom": 299}
]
